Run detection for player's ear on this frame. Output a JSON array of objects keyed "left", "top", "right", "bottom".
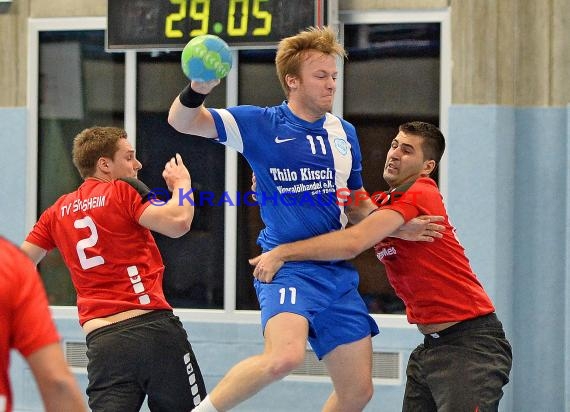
[
  {"left": 97, "top": 157, "right": 111, "bottom": 172},
  {"left": 285, "top": 74, "right": 298, "bottom": 89},
  {"left": 422, "top": 159, "right": 436, "bottom": 176}
]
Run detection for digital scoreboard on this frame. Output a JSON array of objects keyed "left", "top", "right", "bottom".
[{"left": 107, "top": 0, "right": 327, "bottom": 50}]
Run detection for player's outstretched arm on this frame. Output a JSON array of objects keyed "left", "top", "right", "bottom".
[
  {"left": 250, "top": 209, "right": 406, "bottom": 283},
  {"left": 392, "top": 215, "right": 444, "bottom": 241},
  {"left": 168, "top": 80, "right": 219, "bottom": 138}
]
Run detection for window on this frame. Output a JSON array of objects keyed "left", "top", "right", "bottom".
[
  {"left": 135, "top": 50, "right": 227, "bottom": 308},
  {"left": 236, "top": 49, "right": 283, "bottom": 309},
  {"left": 232, "top": 20, "right": 447, "bottom": 314},
  {"left": 342, "top": 21, "right": 442, "bottom": 313},
  {"left": 35, "top": 27, "right": 124, "bottom": 305}
]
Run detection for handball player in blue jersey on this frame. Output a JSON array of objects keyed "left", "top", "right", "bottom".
[{"left": 169, "top": 27, "right": 441, "bottom": 412}]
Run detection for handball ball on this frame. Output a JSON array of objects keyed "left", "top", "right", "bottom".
[{"left": 181, "top": 35, "right": 233, "bottom": 82}]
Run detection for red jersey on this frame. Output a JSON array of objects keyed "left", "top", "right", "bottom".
[
  {"left": 0, "top": 237, "right": 60, "bottom": 412},
  {"left": 26, "top": 178, "right": 172, "bottom": 325},
  {"left": 373, "top": 177, "right": 495, "bottom": 324}
]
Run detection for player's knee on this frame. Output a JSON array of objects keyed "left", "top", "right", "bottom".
[
  {"left": 354, "top": 382, "right": 374, "bottom": 406},
  {"left": 265, "top": 351, "right": 305, "bottom": 379},
  {"left": 337, "top": 382, "right": 374, "bottom": 410}
]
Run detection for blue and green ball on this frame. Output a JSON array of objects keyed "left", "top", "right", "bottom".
[{"left": 181, "top": 35, "right": 232, "bottom": 81}]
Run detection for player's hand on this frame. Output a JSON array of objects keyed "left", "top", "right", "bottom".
[
  {"left": 191, "top": 79, "right": 220, "bottom": 95},
  {"left": 162, "top": 153, "right": 191, "bottom": 192},
  {"left": 392, "top": 215, "right": 444, "bottom": 242},
  {"left": 249, "top": 250, "right": 284, "bottom": 283}
]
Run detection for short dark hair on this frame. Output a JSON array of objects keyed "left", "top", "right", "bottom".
[{"left": 399, "top": 121, "right": 445, "bottom": 164}]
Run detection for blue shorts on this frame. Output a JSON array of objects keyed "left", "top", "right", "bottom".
[{"left": 254, "top": 261, "right": 379, "bottom": 359}]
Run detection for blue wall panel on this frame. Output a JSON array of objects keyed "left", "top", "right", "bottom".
[
  {"left": 448, "top": 105, "right": 568, "bottom": 412},
  {"left": 512, "top": 108, "right": 567, "bottom": 411},
  {"left": 0, "top": 108, "right": 27, "bottom": 243}
]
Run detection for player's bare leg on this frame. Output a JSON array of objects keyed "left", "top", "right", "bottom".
[
  {"left": 322, "top": 336, "right": 374, "bottom": 412},
  {"left": 203, "top": 312, "right": 309, "bottom": 411}
]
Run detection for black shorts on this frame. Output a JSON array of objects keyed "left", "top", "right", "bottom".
[
  {"left": 403, "top": 313, "right": 512, "bottom": 412},
  {"left": 85, "top": 310, "right": 207, "bottom": 412}
]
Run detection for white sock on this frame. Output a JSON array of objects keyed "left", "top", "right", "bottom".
[{"left": 194, "top": 395, "right": 219, "bottom": 412}]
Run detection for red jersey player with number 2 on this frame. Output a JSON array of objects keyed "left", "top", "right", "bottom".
[{"left": 21, "top": 126, "right": 207, "bottom": 412}]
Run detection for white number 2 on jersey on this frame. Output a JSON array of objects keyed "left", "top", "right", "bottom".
[
  {"left": 74, "top": 216, "right": 105, "bottom": 269},
  {"left": 72, "top": 216, "right": 150, "bottom": 304}
]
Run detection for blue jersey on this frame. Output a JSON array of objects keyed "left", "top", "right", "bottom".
[
  {"left": 209, "top": 102, "right": 364, "bottom": 250},
  {"left": 210, "top": 103, "right": 379, "bottom": 354}
]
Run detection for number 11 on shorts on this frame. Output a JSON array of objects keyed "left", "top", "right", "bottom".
[{"left": 279, "top": 287, "right": 297, "bottom": 304}]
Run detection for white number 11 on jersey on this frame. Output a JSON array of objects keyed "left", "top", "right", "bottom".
[{"left": 279, "top": 287, "right": 297, "bottom": 304}]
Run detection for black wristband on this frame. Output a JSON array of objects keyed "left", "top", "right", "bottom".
[{"left": 178, "top": 83, "right": 208, "bottom": 108}]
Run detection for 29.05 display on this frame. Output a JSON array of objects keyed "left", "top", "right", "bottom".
[{"left": 107, "top": 0, "right": 322, "bottom": 50}]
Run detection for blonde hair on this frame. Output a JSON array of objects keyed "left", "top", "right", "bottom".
[
  {"left": 275, "top": 26, "right": 346, "bottom": 97},
  {"left": 72, "top": 126, "right": 127, "bottom": 178}
]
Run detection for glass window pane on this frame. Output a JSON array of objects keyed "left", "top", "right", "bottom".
[
  {"left": 343, "top": 23, "right": 441, "bottom": 314},
  {"left": 38, "top": 30, "right": 125, "bottom": 305},
  {"left": 136, "top": 51, "right": 227, "bottom": 308},
  {"left": 233, "top": 23, "right": 442, "bottom": 313}
]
